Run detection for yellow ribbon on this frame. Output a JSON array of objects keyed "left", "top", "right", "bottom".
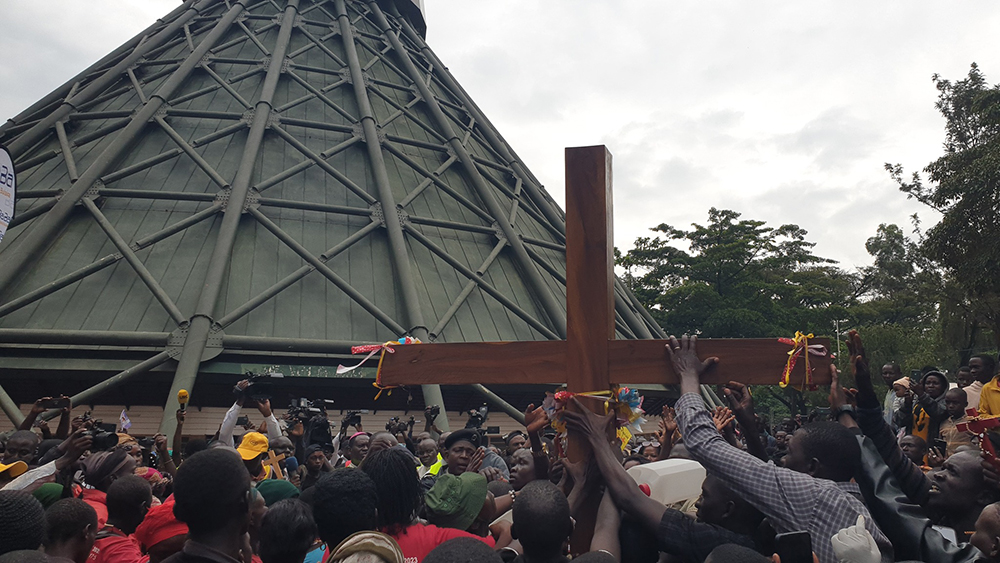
[{"left": 779, "top": 331, "right": 815, "bottom": 390}]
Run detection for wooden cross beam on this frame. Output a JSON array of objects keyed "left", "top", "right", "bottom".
[{"left": 378, "top": 145, "right": 833, "bottom": 393}]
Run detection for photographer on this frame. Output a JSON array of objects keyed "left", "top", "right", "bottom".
[
  {"left": 20, "top": 396, "right": 72, "bottom": 440},
  {"left": 219, "top": 379, "right": 282, "bottom": 448},
  {"left": 1, "top": 429, "right": 92, "bottom": 492}
]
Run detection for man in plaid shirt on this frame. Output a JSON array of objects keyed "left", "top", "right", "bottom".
[{"left": 667, "top": 335, "right": 892, "bottom": 563}]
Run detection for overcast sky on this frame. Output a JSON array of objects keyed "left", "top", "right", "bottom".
[{"left": 3, "top": 1, "right": 999, "bottom": 269}]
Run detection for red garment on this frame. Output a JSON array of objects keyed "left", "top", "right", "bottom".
[
  {"left": 81, "top": 489, "right": 109, "bottom": 528},
  {"left": 390, "top": 523, "right": 494, "bottom": 563},
  {"left": 88, "top": 526, "right": 147, "bottom": 563}
]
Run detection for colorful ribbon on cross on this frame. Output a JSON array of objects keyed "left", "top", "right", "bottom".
[
  {"left": 543, "top": 385, "right": 646, "bottom": 454},
  {"left": 336, "top": 336, "right": 421, "bottom": 399},
  {"left": 777, "top": 331, "right": 827, "bottom": 390}
]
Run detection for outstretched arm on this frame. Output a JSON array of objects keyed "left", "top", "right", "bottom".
[
  {"left": 590, "top": 487, "right": 621, "bottom": 561},
  {"left": 724, "top": 382, "right": 768, "bottom": 461},
  {"left": 561, "top": 398, "right": 666, "bottom": 534}
]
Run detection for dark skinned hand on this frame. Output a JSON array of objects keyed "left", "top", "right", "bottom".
[
  {"left": 828, "top": 365, "right": 848, "bottom": 410},
  {"left": 665, "top": 335, "right": 719, "bottom": 381},
  {"left": 154, "top": 433, "right": 169, "bottom": 454},
  {"left": 560, "top": 397, "right": 615, "bottom": 445},
  {"left": 288, "top": 420, "right": 305, "bottom": 438},
  {"left": 563, "top": 455, "right": 600, "bottom": 493},
  {"left": 30, "top": 397, "right": 52, "bottom": 415},
  {"left": 480, "top": 466, "right": 502, "bottom": 483},
  {"left": 55, "top": 429, "right": 92, "bottom": 471},
  {"left": 524, "top": 403, "right": 550, "bottom": 435},
  {"left": 176, "top": 409, "right": 186, "bottom": 424},
  {"left": 662, "top": 406, "right": 678, "bottom": 436},
  {"left": 723, "top": 381, "right": 755, "bottom": 421},
  {"left": 846, "top": 330, "right": 880, "bottom": 409},
  {"left": 60, "top": 396, "right": 72, "bottom": 414},
  {"left": 466, "top": 448, "right": 486, "bottom": 474}
]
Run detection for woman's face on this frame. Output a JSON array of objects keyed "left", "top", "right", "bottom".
[
  {"left": 640, "top": 445, "right": 659, "bottom": 463},
  {"left": 924, "top": 375, "right": 947, "bottom": 398},
  {"left": 508, "top": 449, "right": 535, "bottom": 491}
]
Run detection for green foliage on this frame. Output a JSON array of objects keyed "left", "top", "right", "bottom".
[{"left": 887, "top": 63, "right": 1000, "bottom": 346}]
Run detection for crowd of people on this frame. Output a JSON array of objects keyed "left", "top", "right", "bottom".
[{"left": 0, "top": 331, "right": 999, "bottom": 563}]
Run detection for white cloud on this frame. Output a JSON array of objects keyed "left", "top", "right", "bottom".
[{"left": 0, "top": 0, "right": 992, "bottom": 269}]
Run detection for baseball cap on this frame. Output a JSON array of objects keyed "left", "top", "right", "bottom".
[
  {"left": 236, "top": 432, "right": 269, "bottom": 461},
  {"left": 424, "top": 472, "right": 488, "bottom": 532},
  {"left": 0, "top": 460, "right": 28, "bottom": 479}
]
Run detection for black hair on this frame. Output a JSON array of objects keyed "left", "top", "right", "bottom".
[
  {"left": 959, "top": 365, "right": 972, "bottom": 372},
  {"left": 361, "top": 448, "right": 422, "bottom": 535},
  {"left": 623, "top": 455, "right": 651, "bottom": 466},
  {"left": 44, "top": 498, "right": 97, "bottom": 547},
  {"left": 797, "top": 421, "right": 861, "bottom": 482},
  {"left": 183, "top": 439, "right": 209, "bottom": 460},
  {"left": 259, "top": 499, "right": 317, "bottom": 563},
  {"left": 106, "top": 475, "right": 152, "bottom": 519},
  {"left": 487, "top": 480, "right": 513, "bottom": 498},
  {"left": 511, "top": 480, "right": 571, "bottom": 558},
  {"left": 0, "top": 491, "right": 46, "bottom": 555},
  {"left": 884, "top": 362, "right": 902, "bottom": 374},
  {"left": 311, "top": 468, "right": 378, "bottom": 546},
  {"left": 973, "top": 354, "right": 998, "bottom": 379},
  {"left": 173, "top": 449, "right": 251, "bottom": 536},
  {"left": 423, "top": 537, "right": 503, "bottom": 563},
  {"left": 705, "top": 543, "right": 772, "bottom": 563}
]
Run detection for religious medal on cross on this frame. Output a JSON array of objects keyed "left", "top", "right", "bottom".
[{"left": 375, "top": 145, "right": 833, "bottom": 399}]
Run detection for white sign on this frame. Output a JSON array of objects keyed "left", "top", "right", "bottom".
[{"left": 0, "top": 147, "right": 15, "bottom": 243}]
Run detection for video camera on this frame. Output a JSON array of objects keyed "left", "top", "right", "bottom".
[
  {"left": 287, "top": 397, "right": 336, "bottom": 448},
  {"left": 235, "top": 371, "right": 284, "bottom": 403},
  {"left": 385, "top": 416, "right": 413, "bottom": 434},
  {"left": 465, "top": 403, "right": 489, "bottom": 429},
  {"left": 342, "top": 410, "right": 367, "bottom": 429}
]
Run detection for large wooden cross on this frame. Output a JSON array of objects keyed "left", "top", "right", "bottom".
[
  {"left": 379, "top": 145, "right": 832, "bottom": 552},
  {"left": 378, "top": 145, "right": 833, "bottom": 394}
]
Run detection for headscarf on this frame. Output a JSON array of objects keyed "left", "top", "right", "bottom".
[
  {"left": 83, "top": 450, "right": 135, "bottom": 488},
  {"left": 328, "top": 531, "right": 405, "bottom": 563},
  {"left": 255, "top": 479, "right": 300, "bottom": 507}
]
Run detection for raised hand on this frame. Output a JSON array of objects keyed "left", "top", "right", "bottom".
[
  {"left": 846, "top": 330, "right": 872, "bottom": 386},
  {"left": 712, "top": 406, "right": 736, "bottom": 432},
  {"left": 176, "top": 409, "right": 186, "bottom": 424},
  {"left": 524, "top": 403, "right": 550, "bottom": 435},
  {"left": 560, "top": 397, "right": 615, "bottom": 445},
  {"left": 466, "top": 448, "right": 486, "bottom": 474},
  {"left": 665, "top": 335, "right": 719, "bottom": 381},
  {"left": 661, "top": 406, "right": 678, "bottom": 438},
  {"left": 31, "top": 397, "right": 52, "bottom": 415},
  {"left": 828, "top": 365, "right": 848, "bottom": 410},
  {"left": 480, "top": 466, "right": 502, "bottom": 483},
  {"left": 723, "top": 381, "right": 755, "bottom": 421},
  {"left": 927, "top": 447, "right": 946, "bottom": 468},
  {"left": 288, "top": 420, "right": 305, "bottom": 438},
  {"left": 154, "top": 433, "right": 169, "bottom": 454}
]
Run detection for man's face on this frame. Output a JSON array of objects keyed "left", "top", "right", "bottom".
[
  {"left": 971, "top": 504, "right": 1000, "bottom": 560},
  {"left": 506, "top": 434, "right": 526, "bottom": 454},
  {"left": 900, "top": 436, "right": 927, "bottom": 464},
  {"left": 445, "top": 440, "right": 477, "bottom": 475},
  {"left": 509, "top": 449, "right": 534, "bottom": 491},
  {"left": 437, "top": 432, "right": 451, "bottom": 451},
  {"left": 780, "top": 429, "right": 811, "bottom": 475},
  {"left": 126, "top": 444, "right": 143, "bottom": 465},
  {"left": 416, "top": 439, "right": 438, "bottom": 467},
  {"left": 971, "top": 358, "right": 989, "bottom": 382},
  {"left": 271, "top": 438, "right": 294, "bottom": 458},
  {"left": 928, "top": 452, "right": 985, "bottom": 514},
  {"left": 695, "top": 476, "right": 730, "bottom": 525},
  {"left": 882, "top": 364, "right": 900, "bottom": 387},
  {"left": 2, "top": 436, "right": 37, "bottom": 464},
  {"left": 307, "top": 450, "right": 326, "bottom": 471},
  {"left": 349, "top": 435, "right": 370, "bottom": 462},
  {"left": 945, "top": 390, "right": 969, "bottom": 419},
  {"left": 775, "top": 431, "right": 788, "bottom": 449},
  {"left": 958, "top": 369, "right": 975, "bottom": 388}
]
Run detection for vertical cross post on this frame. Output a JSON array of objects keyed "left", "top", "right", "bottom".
[{"left": 564, "top": 145, "right": 614, "bottom": 554}]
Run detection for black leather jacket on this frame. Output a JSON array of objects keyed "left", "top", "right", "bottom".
[{"left": 855, "top": 434, "right": 985, "bottom": 563}]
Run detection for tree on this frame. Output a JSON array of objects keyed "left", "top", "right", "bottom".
[
  {"left": 887, "top": 63, "right": 1000, "bottom": 347},
  {"left": 618, "top": 208, "right": 850, "bottom": 339}
]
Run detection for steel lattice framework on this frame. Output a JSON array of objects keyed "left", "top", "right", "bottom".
[{"left": 0, "top": 0, "right": 663, "bottom": 434}]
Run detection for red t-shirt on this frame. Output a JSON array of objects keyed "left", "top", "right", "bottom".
[
  {"left": 88, "top": 527, "right": 147, "bottom": 563},
  {"left": 391, "top": 523, "right": 495, "bottom": 563}
]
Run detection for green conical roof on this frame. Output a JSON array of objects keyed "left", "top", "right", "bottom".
[{"left": 0, "top": 0, "right": 662, "bottom": 427}]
